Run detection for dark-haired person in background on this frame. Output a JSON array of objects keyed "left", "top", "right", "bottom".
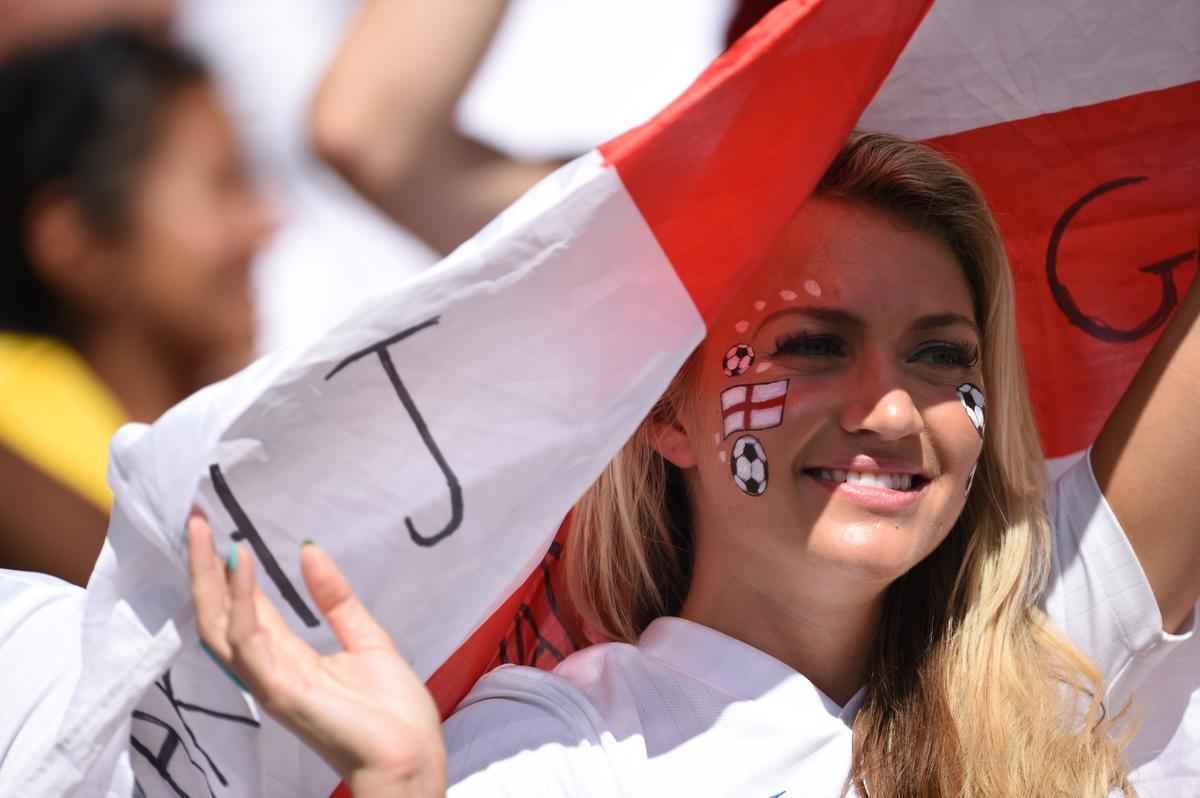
[{"left": 0, "top": 29, "right": 274, "bottom": 585}]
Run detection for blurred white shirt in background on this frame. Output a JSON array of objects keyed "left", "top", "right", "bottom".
[{"left": 176, "top": 0, "right": 734, "bottom": 354}]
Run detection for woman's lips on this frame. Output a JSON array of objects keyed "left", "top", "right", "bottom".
[{"left": 804, "top": 470, "right": 928, "bottom": 512}]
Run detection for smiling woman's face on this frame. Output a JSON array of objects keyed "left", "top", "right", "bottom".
[{"left": 666, "top": 197, "right": 986, "bottom": 589}]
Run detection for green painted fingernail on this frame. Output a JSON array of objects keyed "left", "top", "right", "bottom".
[
  {"left": 201, "top": 641, "right": 246, "bottom": 690},
  {"left": 226, "top": 545, "right": 238, "bottom": 572},
  {"left": 301, "top": 538, "right": 315, "bottom": 547}
]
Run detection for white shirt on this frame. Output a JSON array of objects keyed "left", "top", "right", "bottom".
[
  {"left": 1043, "top": 453, "right": 1199, "bottom": 797},
  {"left": 0, "top": 571, "right": 135, "bottom": 798},
  {"left": 443, "top": 453, "right": 1199, "bottom": 797}
]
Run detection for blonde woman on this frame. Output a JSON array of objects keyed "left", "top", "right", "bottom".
[{"left": 187, "top": 134, "right": 1200, "bottom": 797}]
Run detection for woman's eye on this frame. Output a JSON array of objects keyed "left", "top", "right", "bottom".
[
  {"left": 773, "top": 332, "right": 847, "bottom": 359},
  {"left": 910, "top": 342, "right": 979, "bottom": 369}
]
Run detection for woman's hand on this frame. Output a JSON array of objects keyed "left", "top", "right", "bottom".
[{"left": 186, "top": 513, "right": 446, "bottom": 798}]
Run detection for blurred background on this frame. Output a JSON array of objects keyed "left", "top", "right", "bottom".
[{"left": 0, "top": 0, "right": 766, "bottom": 584}]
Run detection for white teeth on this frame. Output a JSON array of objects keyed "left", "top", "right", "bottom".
[{"left": 816, "top": 469, "right": 914, "bottom": 491}]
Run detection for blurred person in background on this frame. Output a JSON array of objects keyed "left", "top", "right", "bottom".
[
  {"left": 0, "top": 29, "right": 274, "bottom": 585},
  {"left": 179, "top": 1, "right": 729, "bottom": 351},
  {"left": 0, "top": 0, "right": 174, "bottom": 59},
  {"left": 172, "top": 0, "right": 441, "bottom": 354},
  {"left": 311, "top": 0, "right": 562, "bottom": 256},
  {"left": 311, "top": 0, "right": 732, "bottom": 256}
]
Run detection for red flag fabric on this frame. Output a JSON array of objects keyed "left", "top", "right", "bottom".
[{"left": 929, "top": 82, "right": 1199, "bottom": 457}]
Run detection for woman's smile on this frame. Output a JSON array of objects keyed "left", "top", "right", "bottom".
[{"left": 803, "top": 467, "right": 930, "bottom": 513}]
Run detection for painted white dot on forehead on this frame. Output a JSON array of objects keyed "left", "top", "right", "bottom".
[
  {"left": 803, "top": 279, "right": 821, "bottom": 297},
  {"left": 780, "top": 289, "right": 798, "bottom": 301},
  {"left": 753, "top": 299, "right": 766, "bottom": 311},
  {"left": 735, "top": 320, "right": 750, "bottom": 334},
  {"left": 754, "top": 361, "right": 772, "bottom": 373}
]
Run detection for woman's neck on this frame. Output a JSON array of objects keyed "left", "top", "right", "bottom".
[
  {"left": 680, "top": 543, "right": 884, "bottom": 707},
  {"left": 77, "top": 325, "right": 196, "bottom": 423}
]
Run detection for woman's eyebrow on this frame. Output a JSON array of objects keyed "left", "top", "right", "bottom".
[
  {"left": 756, "top": 308, "right": 978, "bottom": 336},
  {"left": 911, "top": 312, "right": 979, "bottom": 335},
  {"left": 758, "top": 306, "right": 865, "bottom": 331}
]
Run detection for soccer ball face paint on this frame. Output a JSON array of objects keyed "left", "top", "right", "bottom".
[
  {"left": 723, "top": 344, "right": 756, "bottom": 377},
  {"left": 957, "top": 383, "right": 986, "bottom": 438},
  {"left": 731, "top": 435, "right": 768, "bottom": 496}
]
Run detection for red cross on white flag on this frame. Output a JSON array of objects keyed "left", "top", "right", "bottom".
[{"left": 721, "top": 379, "right": 789, "bottom": 438}]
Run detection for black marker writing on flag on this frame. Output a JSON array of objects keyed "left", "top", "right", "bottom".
[
  {"left": 210, "top": 463, "right": 320, "bottom": 628},
  {"left": 325, "top": 316, "right": 463, "bottom": 547},
  {"left": 1047, "top": 176, "right": 1197, "bottom": 343},
  {"left": 497, "top": 542, "right": 585, "bottom": 668},
  {"left": 131, "top": 670, "right": 261, "bottom": 797},
  {"left": 131, "top": 710, "right": 210, "bottom": 798}
]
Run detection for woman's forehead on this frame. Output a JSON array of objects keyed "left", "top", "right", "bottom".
[{"left": 723, "top": 198, "right": 975, "bottom": 324}]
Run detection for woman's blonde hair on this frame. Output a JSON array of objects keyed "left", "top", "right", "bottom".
[{"left": 568, "top": 132, "right": 1132, "bottom": 797}]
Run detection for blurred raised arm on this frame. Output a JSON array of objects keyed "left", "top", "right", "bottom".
[
  {"left": 1092, "top": 258, "right": 1200, "bottom": 633},
  {"left": 310, "top": 0, "right": 558, "bottom": 254}
]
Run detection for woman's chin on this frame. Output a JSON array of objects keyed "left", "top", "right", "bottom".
[{"left": 806, "top": 521, "right": 931, "bottom": 583}]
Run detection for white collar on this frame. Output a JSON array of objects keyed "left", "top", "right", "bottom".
[{"left": 638, "top": 616, "right": 865, "bottom": 727}]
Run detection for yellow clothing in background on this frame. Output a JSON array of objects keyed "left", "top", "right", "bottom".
[{"left": 0, "top": 333, "right": 126, "bottom": 511}]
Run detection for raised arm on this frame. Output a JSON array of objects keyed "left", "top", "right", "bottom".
[
  {"left": 310, "top": 0, "right": 558, "bottom": 255},
  {"left": 1091, "top": 258, "right": 1200, "bottom": 633}
]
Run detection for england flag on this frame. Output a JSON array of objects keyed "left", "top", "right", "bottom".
[{"left": 6, "top": 1, "right": 1196, "bottom": 797}]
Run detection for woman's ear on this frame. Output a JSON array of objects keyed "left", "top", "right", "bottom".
[
  {"left": 26, "top": 190, "right": 111, "bottom": 310},
  {"left": 648, "top": 418, "right": 697, "bottom": 470}
]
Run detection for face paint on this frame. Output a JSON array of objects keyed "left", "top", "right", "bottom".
[
  {"left": 803, "top": 279, "right": 822, "bottom": 297},
  {"left": 721, "top": 379, "right": 788, "bottom": 438},
  {"left": 730, "top": 434, "right": 768, "bottom": 496},
  {"left": 753, "top": 299, "right": 767, "bottom": 311},
  {"left": 754, "top": 360, "right": 773, "bottom": 374},
  {"left": 735, "top": 320, "right": 750, "bottom": 334},
  {"left": 964, "top": 462, "right": 978, "bottom": 497},
  {"left": 779, "top": 289, "right": 798, "bottom": 301},
  {"left": 957, "top": 383, "right": 986, "bottom": 438},
  {"left": 718, "top": 450, "right": 728, "bottom": 464},
  {"left": 722, "top": 344, "right": 756, "bottom": 377}
]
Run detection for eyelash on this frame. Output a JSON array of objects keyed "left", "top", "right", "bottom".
[
  {"left": 773, "top": 332, "right": 847, "bottom": 358},
  {"left": 909, "top": 341, "right": 980, "bottom": 369},
  {"left": 772, "top": 333, "right": 979, "bottom": 369}
]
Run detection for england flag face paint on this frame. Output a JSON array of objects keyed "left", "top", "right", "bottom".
[
  {"left": 720, "top": 379, "right": 789, "bottom": 439},
  {"left": 957, "top": 383, "right": 986, "bottom": 438}
]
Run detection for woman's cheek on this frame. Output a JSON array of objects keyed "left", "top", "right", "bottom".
[{"left": 714, "top": 376, "right": 790, "bottom": 497}]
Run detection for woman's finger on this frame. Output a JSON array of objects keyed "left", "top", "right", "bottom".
[
  {"left": 300, "top": 542, "right": 395, "bottom": 654},
  {"left": 186, "top": 513, "right": 232, "bottom": 660},
  {"left": 222, "top": 543, "right": 280, "bottom": 692}
]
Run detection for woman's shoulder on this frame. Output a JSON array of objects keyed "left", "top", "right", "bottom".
[
  {"left": 450, "top": 639, "right": 644, "bottom": 733},
  {"left": 443, "top": 641, "right": 645, "bottom": 796},
  {"left": 1043, "top": 449, "right": 1197, "bottom": 694}
]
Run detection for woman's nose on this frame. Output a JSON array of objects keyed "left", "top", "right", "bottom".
[{"left": 838, "top": 359, "right": 925, "bottom": 441}]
